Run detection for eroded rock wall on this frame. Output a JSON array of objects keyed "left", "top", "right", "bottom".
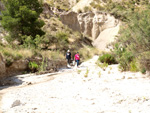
[
  {"left": 60, "top": 11, "right": 119, "bottom": 40},
  {"left": 60, "top": 11, "right": 80, "bottom": 32},
  {"left": 0, "top": 54, "right": 67, "bottom": 82},
  {"left": 0, "top": 54, "right": 6, "bottom": 79}
]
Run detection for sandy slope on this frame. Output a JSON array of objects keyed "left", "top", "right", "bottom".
[
  {"left": 92, "top": 22, "right": 120, "bottom": 51},
  {"left": 0, "top": 56, "right": 150, "bottom": 113}
]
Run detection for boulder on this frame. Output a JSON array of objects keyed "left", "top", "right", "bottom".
[
  {"left": 6, "top": 59, "right": 29, "bottom": 76},
  {"left": 0, "top": 37, "right": 8, "bottom": 46},
  {"left": 60, "top": 11, "right": 80, "bottom": 32},
  {"left": 43, "top": 3, "right": 54, "bottom": 17}
]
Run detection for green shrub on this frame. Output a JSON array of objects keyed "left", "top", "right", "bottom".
[
  {"left": 28, "top": 61, "right": 39, "bottom": 72},
  {"left": 141, "top": 68, "right": 146, "bottom": 74},
  {"left": 5, "top": 58, "right": 13, "bottom": 67},
  {"left": 14, "top": 53, "right": 23, "bottom": 60},
  {"left": 55, "top": 31, "right": 69, "bottom": 50},
  {"left": 83, "top": 6, "right": 92, "bottom": 12},
  {"left": 98, "top": 53, "right": 116, "bottom": 64},
  {"left": 22, "top": 35, "right": 43, "bottom": 49},
  {"left": 39, "top": 57, "right": 47, "bottom": 72},
  {"left": 84, "top": 68, "right": 89, "bottom": 77},
  {"left": 130, "top": 60, "right": 138, "bottom": 72},
  {"left": 118, "top": 51, "right": 134, "bottom": 71},
  {"left": 97, "top": 62, "right": 108, "bottom": 71}
]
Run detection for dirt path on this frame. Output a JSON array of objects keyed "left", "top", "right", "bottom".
[{"left": 0, "top": 56, "right": 150, "bottom": 113}]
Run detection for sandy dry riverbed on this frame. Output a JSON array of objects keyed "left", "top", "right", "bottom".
[{"left": 0, "top": 56, "right": 150, "bottom": 113}]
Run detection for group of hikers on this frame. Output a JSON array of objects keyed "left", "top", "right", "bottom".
[{"left": 66, "top": 50, "right": 80, "bottom": 68}]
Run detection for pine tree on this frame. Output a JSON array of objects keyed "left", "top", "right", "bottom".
[{"left": 1, "top": 0, "right": 45, "bottom": 43}]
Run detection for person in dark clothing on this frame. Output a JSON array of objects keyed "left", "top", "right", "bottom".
[{"left": 66, "top": 50, "right": 71, "bottom": 67}]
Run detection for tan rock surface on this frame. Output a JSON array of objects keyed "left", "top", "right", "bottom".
[
  {"left": 0, "top": 54, "right": 6, "bottom": 78},
  {"left": 60, "top": 11, "right": 80, "bottom": 32},
  {"left": 93, "top": 22, "right": 120, "bottom": 51},
  {"left": 60, "top": 11, "right": 119, "bottom": 48}
]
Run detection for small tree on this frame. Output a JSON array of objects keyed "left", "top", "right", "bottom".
[{"left": 1, "top": 0, "right": 45, "bottom": 43}]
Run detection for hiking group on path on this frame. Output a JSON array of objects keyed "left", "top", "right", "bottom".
[{"left": 66, "top": 50, "right": 80, "bottom": 68}]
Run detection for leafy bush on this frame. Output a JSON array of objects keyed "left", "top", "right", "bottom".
[
  {"left": 141, "top": 68, "right": 146, "bottom": 74},
  {"left": 55, "top": 31, "right": 69, "bottom": 50},
  {"left": 28, "top": 61, "right": 39, "bottom": 72},
  {"left": 130, "top": 59, "right": 138, "bottom": 72},
  {"left": 22, "top": 35, "right": 43, "bottom": 49},
  {"left": 118, "top": 51, "right": 134, "bottom": 71},
  {"left": 98, "top": 53, "right": 116, "bottom": 65}
]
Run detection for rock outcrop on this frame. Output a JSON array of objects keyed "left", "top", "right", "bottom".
[
  {"left": 92, "top": 22, "right": 120, "bottom": 51},
  {"left": 0, "top": 37, "right": 8, "bottom": 46},
  {"left": 60, "top": 11, "right": 119, "bottom": 41},
  {"left": 60, "top": 11, "right": 80, "bottom": 32},
  {"left": 6, "top": 59, "right": 29, "bottom": 76},
  {"left": 0, "top": 53, "right": 6, "bottom": 78},
  {"left": 43, "top": 3, "right": 54, "bottom": 17}
]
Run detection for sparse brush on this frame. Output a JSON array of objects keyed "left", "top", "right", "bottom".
[
  {"left": 97, "top": 62, "right": 108, "bottom": 71},
  {"left": 28, "top": 61, "right": 39, "bottom": 73},
  {"left": 98, "top": 53, "right": 117, "bottom": 65},
  {"left": 108, "top": 71, "right": 111, "bottom": 74},
  {"left": 109, "top": 66, "right": 112, "bottom": 70},
  {"left": 84, "top": 68, "right": 89, "bottom": 77},
  {"left": 83, "top": 6, "right": 92, "bottom": 12},
  {"left": 79, "top": 46, "right": 100, "bottom": 61},
  {"left": 77, "top": 69, "right": 81, "bottom": 74},
  {"left": 98, "top": 71, "right": 101, "bottom": 78}
]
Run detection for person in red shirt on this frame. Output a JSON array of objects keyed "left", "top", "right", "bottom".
[{"left": 74, "top": 52, "right": 80, "bottom": 67}]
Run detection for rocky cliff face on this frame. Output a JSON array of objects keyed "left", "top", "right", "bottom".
[
  {"left": 60, "top": 12, "right": 80, "bottom": 32},
  {"left": 60, "top": 11, "right": 119, "bottom": 40},
  {"left": 0, "top": 53, "right": 6, "bottom": 79},
  {"left": 60, "top": 11, "right": 120, "bottom": 50}
]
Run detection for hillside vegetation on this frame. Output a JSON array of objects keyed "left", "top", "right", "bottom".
[
  {"left": 1, "top": 0, "right": 150, "bottom": 74},
  {"left": 0, "top": 0, "right": 98, "bottom": 74},
  {"left": 90, "top": 0, "right": 150, "bottom": 72}
]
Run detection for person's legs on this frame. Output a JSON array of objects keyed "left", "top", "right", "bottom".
[
  {"left": 68, "top": 59, "right": 71, "bottom": 65},
  {"left": 67, "top": 59, "right": 71, "bottom": 67},
  {"left": 76, "top": 60, "right": 79, "bottom": 67}
]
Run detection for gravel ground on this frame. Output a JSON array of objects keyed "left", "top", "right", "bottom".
[{"left": 1, "top": 56, "right": 150, "bottom": 113}]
